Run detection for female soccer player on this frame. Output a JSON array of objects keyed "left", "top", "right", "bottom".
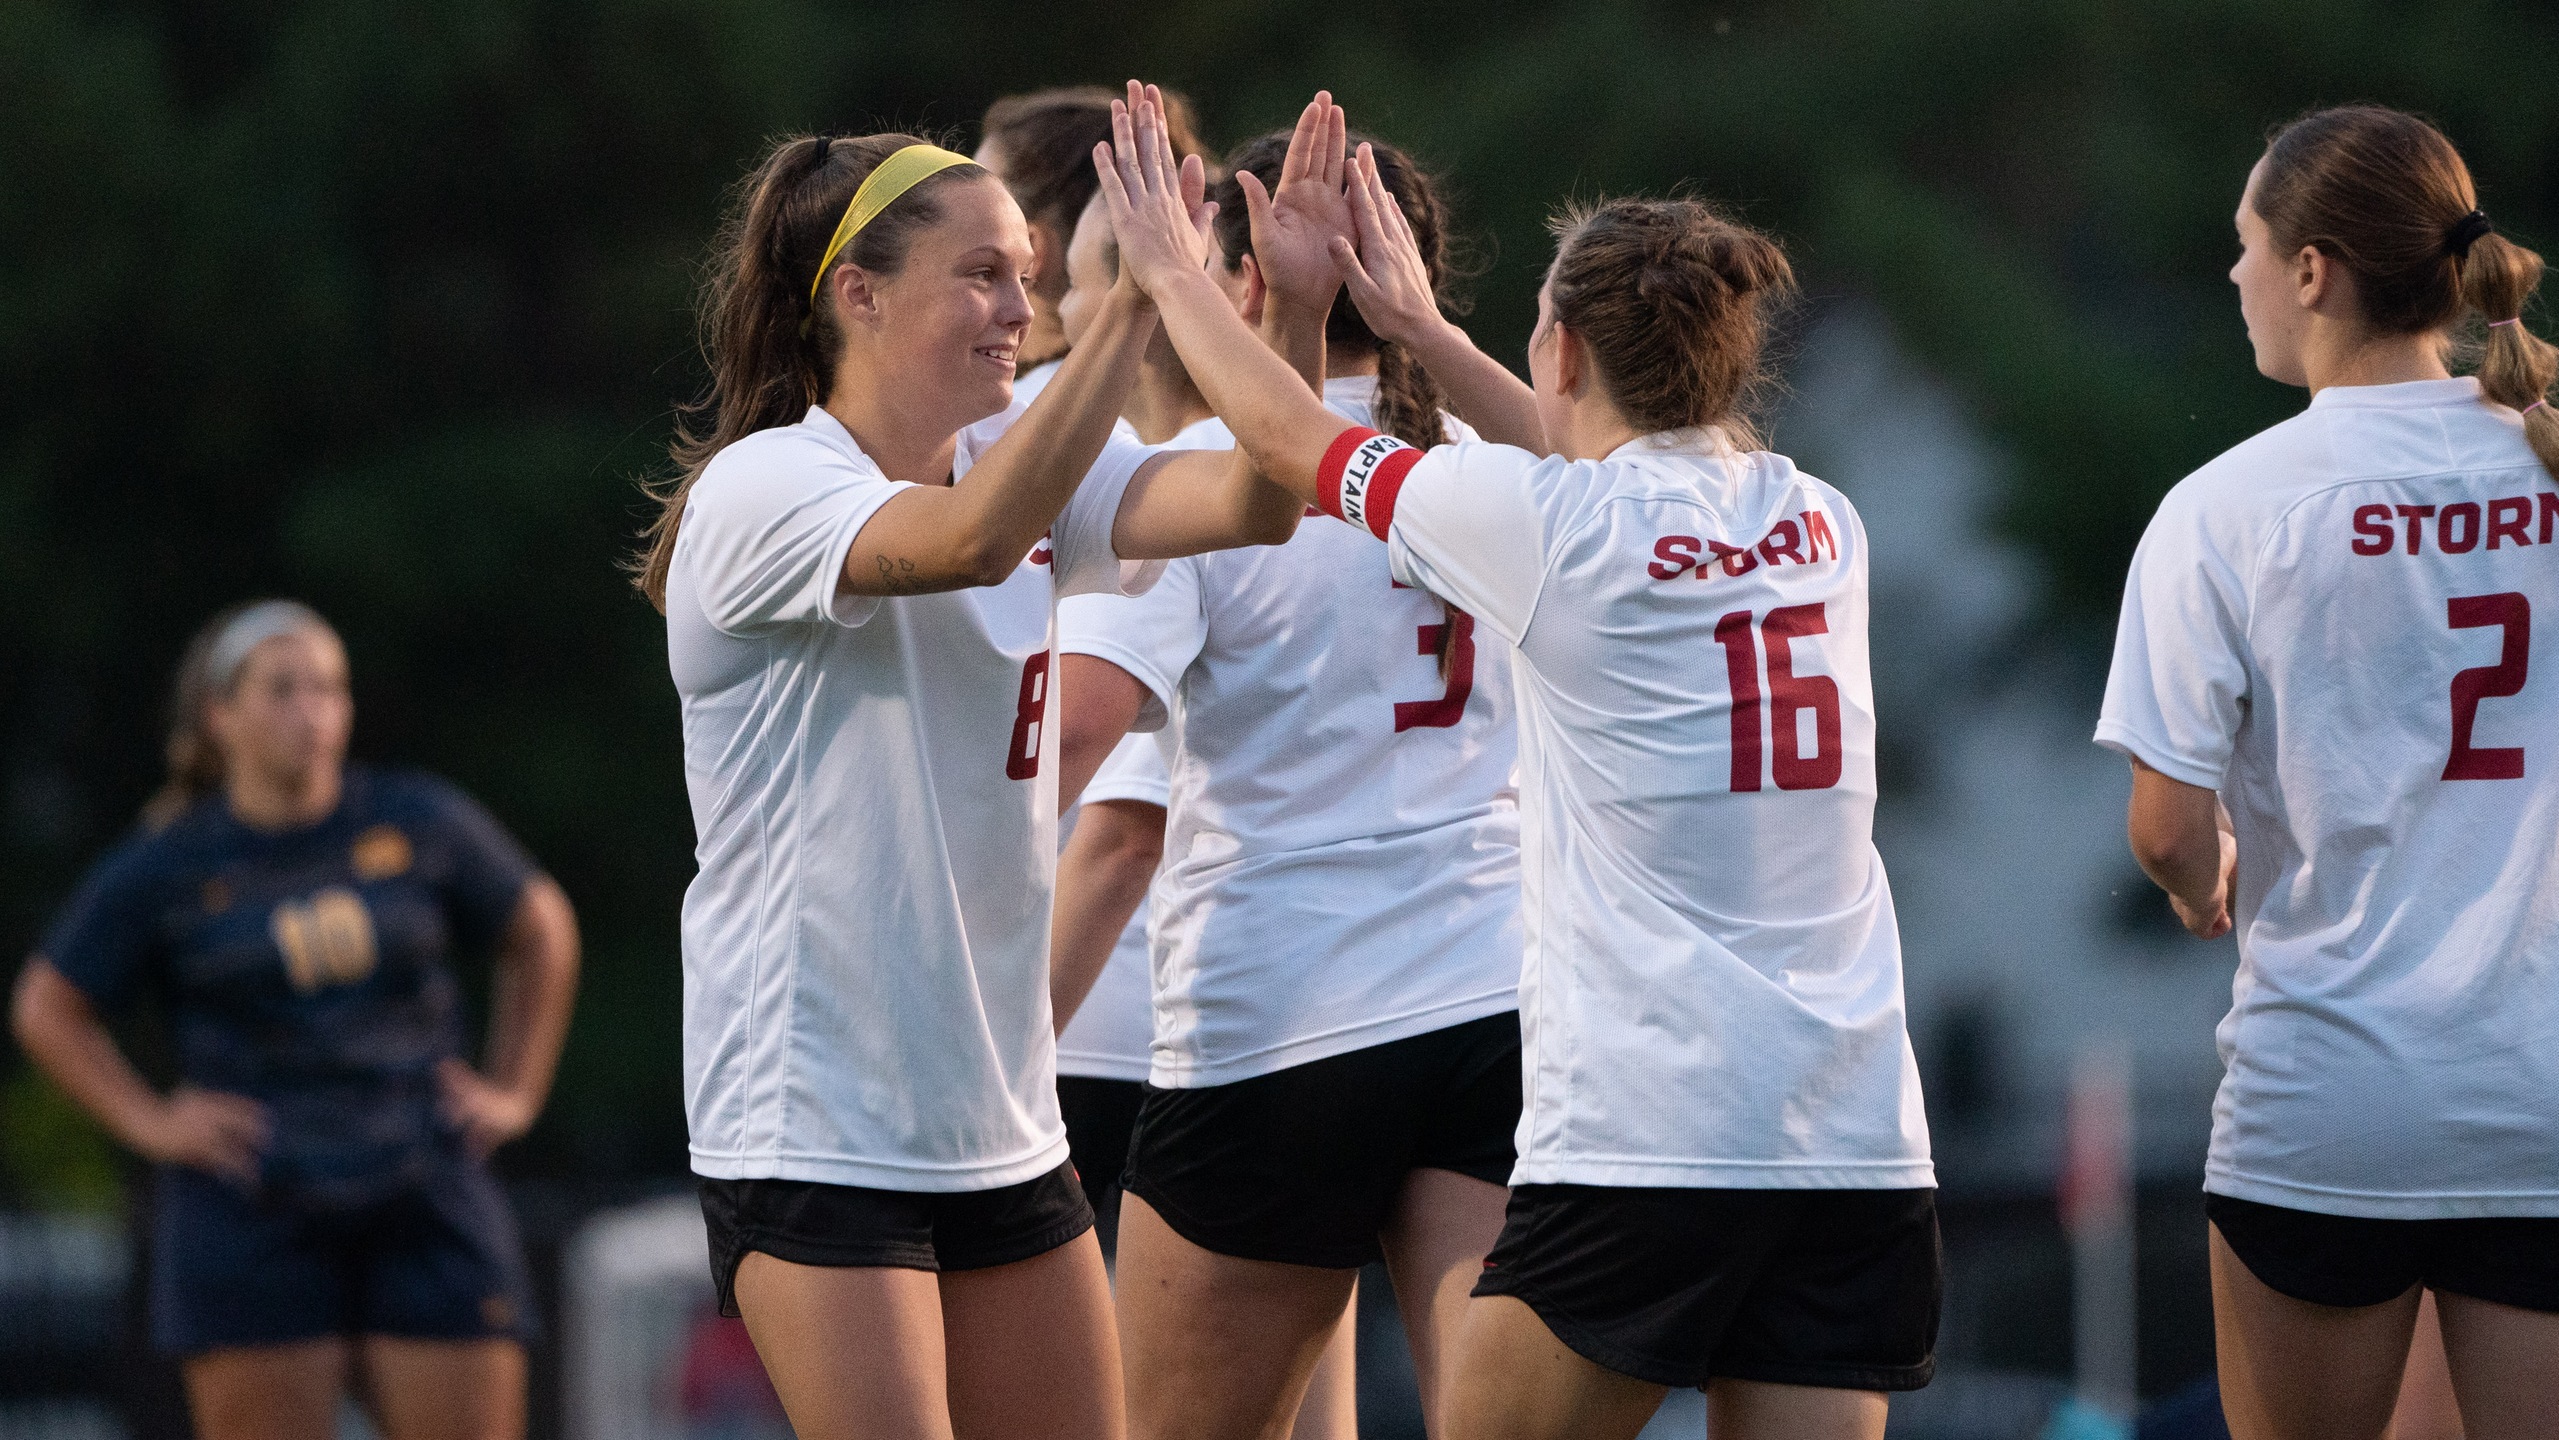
[
  {"left": 641, "top": 92, "right": 1336, "bottom": 1440},
  {"left": 10, "top": 601, "right": 579, "bottom": 1440},
  {"left": 2099, "top": 105, "right": 2559, "bottom": 1440},
  {"left": 1096, "top": 93, "right": 1938, "bottom": 1440},
  {"left": 1049, "top": 120, "right": 1494, "bottom": 1440},
  {"left": 976, "top": 85, "right": 1208, "bottom": 407},
  {"left": 1060, "top": 117, "right": 1518, "bottom": 1440}
]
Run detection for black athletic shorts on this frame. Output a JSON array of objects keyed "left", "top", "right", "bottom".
[
  {"left": 2206, "top": 1192, "right": 2559, "bottom": 1313},
  {"left": 1122, "top": 1010, "right": 1521, "bottom": 1269},
  {"left": 1058, "top": 1075, "right": 1146, "bottom": 1252},
  {"left": 1473, "top": 1184, "right": 1941, "bottom": 1392},
  {"left": 698, "top": 1161, "right": 1092, "bottom": 1317}
]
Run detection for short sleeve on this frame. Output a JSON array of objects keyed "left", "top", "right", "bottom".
[
  {"left": 1380, "top": 441, "right": 1555, "bottom": 646},
  {"left": 39, "top": 836, "right": 169, "bottom": 1012},
  {"left": 2094, "top": 485, "right": 2254, "bottom": 789},
  {"left": 1057, "top": 559, "right": 1205, "bottom": 732},
  {"left": 415, "top": 778, "right": 540, "bottom": 955},
  {"left": 1051, "top": 435, "right": 1168, "bottom": 604},
  {"left": 1079, "top": 731, "right": 1172, "bottom": 810},
  {"left": 678, "top": 429, "right": 909, "bottom": 634}
]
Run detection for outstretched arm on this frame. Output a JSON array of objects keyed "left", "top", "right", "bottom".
[
  {"left": 1106, "top": 86, "right": 1352, "bottom": 559},
  {"left": 1094, "top": 88, "right": 1361, "bottom": 508},
  {"left": 840, "top": 272, "right": 1163, "bottom": 594},
  {"left": 1332, "top": 144, "right": 1547, "bottom": 452}
]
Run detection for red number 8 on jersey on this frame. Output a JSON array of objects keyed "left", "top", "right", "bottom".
[{"left": 1005, "top": 651, "right": 1050, "bottom": 781}]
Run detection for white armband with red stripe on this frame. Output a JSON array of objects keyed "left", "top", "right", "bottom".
[{"left": 1315, "top": 426, "right": 1423, "bottom": 540}]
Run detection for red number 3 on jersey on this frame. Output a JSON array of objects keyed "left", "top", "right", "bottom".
[{"left": 1394, "top": 612, "right": 1477, "bottom": 732}]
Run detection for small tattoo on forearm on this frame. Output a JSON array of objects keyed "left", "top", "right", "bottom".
[{"left": 873, "top": 554, "right": 928, "bottom": 593}]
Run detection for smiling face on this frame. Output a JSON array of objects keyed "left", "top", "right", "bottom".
[
  {"left": 839, "top": 173, "right": 1036, "bottom": 429},
  {"left": 208, "top": 629, "right": 352, "bottom": 797},
  {"left": 2232, "top": 157, "right": 2314, "bottom": 387}
]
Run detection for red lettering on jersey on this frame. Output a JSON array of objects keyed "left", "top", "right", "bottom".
[
  {"left": 1651, "top": 535, "right": 1704, "bottom": 580},
  {"left": 1714, "top": 611, "right": 1764, "bottom": 793},
  {"left": 1800, "top": 509, "right": 1840, "bottom": 563},
  {"left": 1710, "top": 541, "right": 1758, "bottom": 577},
  {"left": 1759, "top": 519, "right": 1808, "bottom": 568},
  {"left": 2542, "top": 492, "right": 2559, "bottom": 545},
  {"left": 1004, "top": 651, "right": 1050, "bottom": 780},
  {"left": 2487, "top": 497, "right": 2534, "bottom": 550},
  {"left": 1764, "top": 604, "right": 1843, "bottom": 791},
  {"left": 2444, "top": 593, "right": 2529, "bottom": 781},
  {"left": 2396, "top": 505, "right": 2436, "bottom": 555},
  {"left": 2440, "top": 502, "right": 2482, "bottom": 554},
  {"left": 1394, "top": 612, "right": 1478, "bottom": 731},
  {"left": 2351, "top": 504, "right": 2394, "bottom": 556},
  {"left": 1028, "top": 536, "right": 1054, "bottom": 567}
]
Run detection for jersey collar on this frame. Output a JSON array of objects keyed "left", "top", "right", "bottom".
[
  {"left": 2307, "top": 376, "right": 2482, "bottom": 412},
  {"left": 800, "top": 405, "right": 880, "bottom": 473},
  {"left": 1605, "top": 426, "right": 1736, "bottom": 461}
]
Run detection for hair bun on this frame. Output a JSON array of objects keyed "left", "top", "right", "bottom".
[{"left": 1546, "top": 193, "right": 1795, "bottom": 436}]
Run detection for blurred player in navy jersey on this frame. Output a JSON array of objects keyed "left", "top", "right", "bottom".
[{"left": 12, "top": 600, "right": 579, "bottom": 1440}]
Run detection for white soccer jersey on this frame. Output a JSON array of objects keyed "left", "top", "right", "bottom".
[
  {"left": 2099, "top": 377, "right": 2559, "bottom": 1219},
  {"left": 1052, "top": 403, "right": 1226, "bottom": 1081},
  {"left": 671, "top": 403, "right": 1159, "bottom": 1191},
  {"left": 1057, "top": 377, "right": 1523, "bottom": 1089},
  {"left": 1056, "top": 730, "right": 1173, "bottom": 1082},
  {"left": 1319, "top": 424, "right": 1933, "bottom": 1190}
]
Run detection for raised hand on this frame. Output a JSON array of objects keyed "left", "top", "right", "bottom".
[
  {"left": 1237, "top": 92, "right": 1354, "bottom": 315},
  {"left": 1091, "top": 80, "right": 1216, "bottom": 302},
  {"left": 1331, "top": 143, "right": 1449, "bottom": 349}
]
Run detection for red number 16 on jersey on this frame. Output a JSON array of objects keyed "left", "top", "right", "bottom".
[{"left": 1716, "top": 604, "right": 1842, "bottom": 793}]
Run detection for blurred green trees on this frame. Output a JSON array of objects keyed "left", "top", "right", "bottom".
[{"left": 2, "top": 0, "right": 2550, "bottom": 1197}]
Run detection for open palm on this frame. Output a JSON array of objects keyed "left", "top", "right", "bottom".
[
  {"left": 1092, "top": 80, "right": 1215, "bottom": 301},
  {"left": 1240, "top": 93, "right": 1354, "bottom": 315},
  {"left": 1331, "top": 143, "right": 1446, "bottom": 349}
]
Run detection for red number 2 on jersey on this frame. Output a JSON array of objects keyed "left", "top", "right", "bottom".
[
  {"left": 1715, "top": 604, "right": 1843, "bottom": 792},
  {"left": 1393, "top": 611, "right": 1478, "bottom": 732},
  {"left": 2444, "top": 593, "right": 2529, "bottom": 781},
  {"left": 1005, "top": 651, "right": 1051, "bottom": 780}
]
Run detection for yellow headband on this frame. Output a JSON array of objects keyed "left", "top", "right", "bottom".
[{"left": 808, "top": 144, "right": 976, "bottom": 307}]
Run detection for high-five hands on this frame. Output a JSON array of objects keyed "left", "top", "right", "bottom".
[
  {"left": 1237, "top": 93, "right": 1355, "bottom": 314},
  {"left": 1092, "top": 81, "right": 1216, "bottom": 302},
  {"left": 1331, "top": 142, "right": 1449, "bottom": 350}
]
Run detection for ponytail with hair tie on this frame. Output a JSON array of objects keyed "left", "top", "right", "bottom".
[
  {"left": 2255, "top": 105, "right": 2559, "bottom": 482},
  {"left": 2448, "top": 209, "right": 2494, "bottom": 259},
  {"left": 2460, "top": 234, "right": 2559, "bottom": 477}
]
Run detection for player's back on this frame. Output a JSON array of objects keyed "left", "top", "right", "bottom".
[
  {"left": 1383, "top": 431, "right": 1929, "bottom": 1184},
  {"left": 1513, "top": 440, "right": 1879, "bottom": 939},
  {"left": 2101, "top": 377, "right": 2559, "bottom": 1204}
]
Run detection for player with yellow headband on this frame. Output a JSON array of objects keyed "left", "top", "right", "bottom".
[{"left": 635, "top": 85, "right": 1360, "bottom": 1440}]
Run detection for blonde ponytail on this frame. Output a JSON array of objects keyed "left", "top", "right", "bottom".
[{"left": 2460, "top": 232, "right": 2559, "bottom": 479}]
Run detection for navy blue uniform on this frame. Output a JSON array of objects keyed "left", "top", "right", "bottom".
[{"left": 41, "top": 766, "right": 541, "bottom": 1354}]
